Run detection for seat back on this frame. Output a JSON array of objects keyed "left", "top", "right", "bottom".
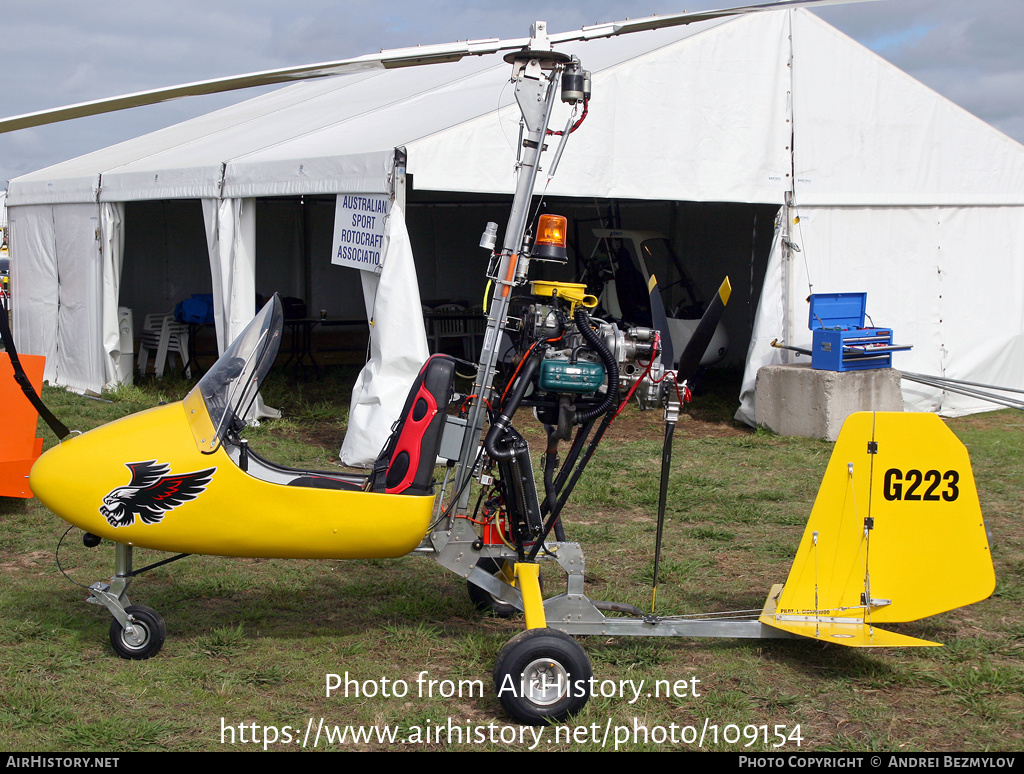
[{"left": 371, "top": 355, "right": 456, "bottom": 496}]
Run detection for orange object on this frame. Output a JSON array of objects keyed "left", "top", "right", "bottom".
[
  {"left": 532, "top": 214, "right": 568, "bottom": 261},
  {"left": 535, "top": 214, "right": 567, "bottom": 249},
  {"left": 502, "top": 253, "right": 518, "bottom": 298},
  {"left": 483, "top": 516, "right": 504, "bottom": 546},
  {"left": 0, "top": 352, "right": 45, "bottom": 498}
]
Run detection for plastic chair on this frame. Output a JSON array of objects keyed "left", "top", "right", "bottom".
[
  {"left": 426, "top": 303, "right": 473, "bottom": 360},
  {"left": 466, "top": 306, "right": 487, "bottom": 362},
  {"left": 137, "top": 313, "right": 190, "bottom": 377}
]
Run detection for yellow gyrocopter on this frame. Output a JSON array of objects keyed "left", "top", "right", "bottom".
[{"left": 3, "top": 0, "right": 998, "bottom": 725}]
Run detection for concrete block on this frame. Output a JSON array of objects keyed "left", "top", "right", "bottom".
[{"left": 755, "top": 364, "right": 903, "bottom": 441}]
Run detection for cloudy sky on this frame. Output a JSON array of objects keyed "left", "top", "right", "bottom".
[{"left": 0, "top": 0, "right": 1021, "bottom": 185}]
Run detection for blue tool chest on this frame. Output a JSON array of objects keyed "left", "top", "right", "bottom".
[{"left": 808, "top": 293, "right": 909, "bottom": 372}]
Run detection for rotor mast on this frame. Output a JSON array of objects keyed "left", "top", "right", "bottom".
[{"left": 452, "top": 22, "right": 579, "bottom": 512}]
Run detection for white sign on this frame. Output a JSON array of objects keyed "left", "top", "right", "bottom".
[{"left": 331, "top": 194, "right": 390, "bottom": 272}]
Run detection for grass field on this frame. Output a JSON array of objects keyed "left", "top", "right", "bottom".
[{"left": 1, "top": 367, "right": 1021, "bottom": 752}]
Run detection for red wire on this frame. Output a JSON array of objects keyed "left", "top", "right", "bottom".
[
  {"left": 547, "top": 100, "right": 589, "bottom": 136},
  {"left": 614, "top": 332, "right": 687, "bottom": 418},
  {"left": 614, "top": 333, "right": 658, "bottom": 418}
]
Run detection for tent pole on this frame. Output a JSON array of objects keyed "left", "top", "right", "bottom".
[{"left": 782, "top": 10, "right": 798, "bottom": 365}]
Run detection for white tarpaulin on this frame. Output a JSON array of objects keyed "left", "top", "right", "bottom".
[
  {"left": 407, "top": 13, "right": 794, "bottom": 203},
  {"left": 738, "top": 205, "right": 1024, "bottom": 422},
  {"left": 341, "top": 204, "right": 430, "bottom": 465},
  {"left": 99, "top": 202, "right": 125, "bottom": 387},
  {"left": 8, "top": 202, "right": 123, "bottom": 393},
  {"left": 202, "top": 198, "right": 256, "bottom": 354},
  {"left": 200, "top": 196, "right": 281, "bottom": 423}
]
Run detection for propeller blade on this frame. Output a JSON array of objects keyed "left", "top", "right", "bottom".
[
  {"left": 0, "top": 0, "right": 879, "bottom": 134},
  {"left": 675, "top": 277, "right": 732, "bottom": 381},
  {"left": 647, "top": 275, "right": 676, "bottom": 371}
]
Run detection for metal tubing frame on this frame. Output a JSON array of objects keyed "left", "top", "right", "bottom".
[
  {"left": 452, "top": 56, "right": 564, "bottom": 514},
  {"left": 423, "top": 40, "right": 792, "bottom": 645}
]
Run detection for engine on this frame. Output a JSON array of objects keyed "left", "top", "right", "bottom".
[
  {"left": 477, "top": 281, "right": 680, "bottom": 550},
  {"left": 520, "top": 297, "right": 672, "bottom": 418}
]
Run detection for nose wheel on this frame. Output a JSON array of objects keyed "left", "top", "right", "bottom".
[
  {"left": 109, "top": 605, "right": 166, "bottom": 660},
  {"left": 493, "top": 628, "right": 592, "bottom": 725}
]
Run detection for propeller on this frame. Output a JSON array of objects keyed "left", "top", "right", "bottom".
[
  {"left": 0, "top": 0, "right": 879, "bottom": 134},
  {"left": 647, "top": 274, "right": 676, "bottom": 372},
  {"left": 675, "top": 277, "right": 732, "bottom": 382}
]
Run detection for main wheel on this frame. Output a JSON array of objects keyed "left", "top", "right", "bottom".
[
  {"left": 109, "top": 605, "right": 166, "bottom": 660},
  {"left": 493, "top": 628, "right": 592, "bottom": 725},
  {"left": 467, "top": 558, "right": 518, "bottom": 618}
]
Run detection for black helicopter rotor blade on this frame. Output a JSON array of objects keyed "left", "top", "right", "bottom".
[{"left": 675, "top": 277, "right": 732, "bottom": 382}]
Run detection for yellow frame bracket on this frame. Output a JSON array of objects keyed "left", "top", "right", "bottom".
[{"left": 515, "top": 562, "right": 546, "bottom": 629}]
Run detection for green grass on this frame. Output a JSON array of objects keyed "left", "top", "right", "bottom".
[{"left": 1, "top": 367, "right": 1022, "bottom": 751}]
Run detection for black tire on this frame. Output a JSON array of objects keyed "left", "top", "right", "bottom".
[
  {"left": 109, "top": 605, "right": 166, "bottom": 660},
  {"left": 467, "top": 558, "right": 518, "bottom": 618},
  {"left": 493, "top": 628, "right": 592, "bottom": 725}
]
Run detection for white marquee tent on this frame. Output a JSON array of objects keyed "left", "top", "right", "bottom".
[{"left": 7, "top": 9, "right": 1024, "bottom": 462}]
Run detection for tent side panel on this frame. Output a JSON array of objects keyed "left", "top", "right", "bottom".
[
  {"left": 11, "top": 204, "right": 107, "bottom": 392},
  {"left": 52, "top": 204, "right": 106, "bottom": 392},
  {"left": 791, "top": 11, "right": 1024, "bottom": 206},
  {"left": 739, "top": 205, "right": 1024, "bottom": 423},
  {"left": 9, "top": 205, "right": 59, "bottom": 377}
]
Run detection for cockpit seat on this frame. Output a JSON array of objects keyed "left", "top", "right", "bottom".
[{"left": 370, "top": 354, "right": 456, "bottom": 496}]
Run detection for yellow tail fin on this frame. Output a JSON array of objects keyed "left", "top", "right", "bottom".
[{"left": 760, "top": 412, "right": 995, "bottom": 647}]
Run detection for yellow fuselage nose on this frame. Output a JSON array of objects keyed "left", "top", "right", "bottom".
[{"left": 30, "top": 399, "right": 433, "bottom": 559}]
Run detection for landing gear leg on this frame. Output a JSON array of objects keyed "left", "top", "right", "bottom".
[
  {"left": 467, "top": 558, "right": 518, "bottom": 617},
  {"left": 85, "top": 543, "right": 167, "bottom": 660}
]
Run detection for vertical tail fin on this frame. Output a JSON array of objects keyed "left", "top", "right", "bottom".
[{"left": 760, "top": 412, "right": 995, "bottom": 647}]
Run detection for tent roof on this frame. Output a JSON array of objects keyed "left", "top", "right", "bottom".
[{"left": 9, "top": 10, "right": 1024, "bottom": 207}]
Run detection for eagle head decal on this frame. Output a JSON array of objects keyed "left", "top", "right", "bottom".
[{"left": 100, "top": 460, "right": 215, "bottom": 527}]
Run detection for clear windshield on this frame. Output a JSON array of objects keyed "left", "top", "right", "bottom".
[{"left": 190, "top": 295, "right": 283, "bottom": 448}]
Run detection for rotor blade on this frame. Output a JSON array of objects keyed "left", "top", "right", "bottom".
[
  {"left": 0, "top": 37, "right": 522, "bottom": 134},
  {"left": 676, "top": 277, "right": 732, "bottom": 381},
  {"left": 550, "top": 0, "right": 881, "bottom": 44},
  {"left": 647, "top": 275, "right": 676, "bottom": 371},
  {"left": 0, "top": 0, "right": 878, "bottom": 134}
]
